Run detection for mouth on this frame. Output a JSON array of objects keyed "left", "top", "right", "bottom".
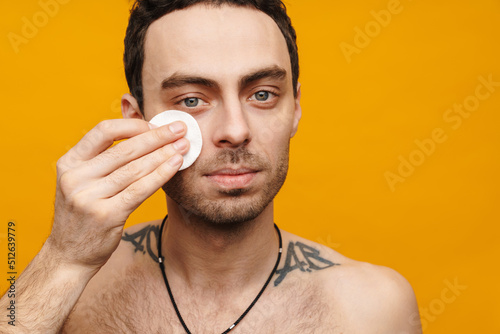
[{"left": 205, "top": 168, "right": 259, "bottom": 189}]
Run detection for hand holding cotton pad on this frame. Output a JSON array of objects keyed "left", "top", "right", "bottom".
[{"left": 149, "top": 110, "right": 202, "bottom": 170}]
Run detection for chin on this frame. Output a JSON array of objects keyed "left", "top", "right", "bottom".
[{"left": 167, "top": 185, "right": 271, "bottom": 226}]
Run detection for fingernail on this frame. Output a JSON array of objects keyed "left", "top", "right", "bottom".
[
  {"left": 173, "top": 138, "right": 188, "bottom": 151},
  {"left": 148, "top": 122, "right": 159, "bottom": 130},
  {"left": 168, "top": 154, "right": 183, "bottom": 167},
  {"left": 169, "top": 121, "right": 184, "bottom": 134}
]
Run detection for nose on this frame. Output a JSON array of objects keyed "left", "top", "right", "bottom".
[{"left": 212, "top": 100, "right": 251, "bottom": 148}]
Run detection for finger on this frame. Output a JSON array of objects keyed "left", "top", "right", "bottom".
[
  {"left": 79, "top": 120, "right": 187, "bottom": 179},
  {"left": 59, "top": 119, "right": 151, "bottom": 172},
  {"left": 110, "top": 153, "right": 184, "bottom": 213},
  {"left": 98, "top": 137, "right": 189, "bottom": 198}
]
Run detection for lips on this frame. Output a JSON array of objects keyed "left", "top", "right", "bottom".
[{"left": 205, "top": 168, "right": 259, "bottom": 189}]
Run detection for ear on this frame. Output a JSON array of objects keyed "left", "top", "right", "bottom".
[
  {"left": 290, "top": 83, "right": 302, "bottom": 138},
  {"left": 121, "top": 93, "right": 144, "bottom": 120}
]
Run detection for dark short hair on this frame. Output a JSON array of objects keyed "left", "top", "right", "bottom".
[{"left": 124, "top": 0, "right": 299, "bottom": 112}]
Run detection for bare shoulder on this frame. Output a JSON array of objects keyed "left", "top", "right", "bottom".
[
  {"left": 62, "top": 220, "right": 163, "bottom": 333},
  {"left": 280, "top": 230, "right": 422, "bottom": 333},
  {"left": 332, "top": 261, "right": 422, "bottom": 333}
]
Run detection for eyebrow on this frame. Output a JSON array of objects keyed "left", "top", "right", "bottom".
[
  {"left": 160, "top": 65, "right": 287, "bottom": 91},
  {"left": 239, "top": 65, "right": 287, "bottom": 89},
  {"left": 161, "top": 75, "right": 218, "bottom": 90}
]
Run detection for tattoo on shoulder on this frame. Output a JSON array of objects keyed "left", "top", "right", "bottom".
[
  {"left": 274, "top": 241, "right": 340, "bottom": 286},
  {"left": 121, "top": 227, "right": 339, "bottom": 285},
  {"left": 121, "top": 224, "right": 160, "bottom": 262}
]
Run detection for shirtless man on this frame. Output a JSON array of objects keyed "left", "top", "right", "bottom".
[{"left": 0, "top": 1, "right": 421, "bottom": 333}]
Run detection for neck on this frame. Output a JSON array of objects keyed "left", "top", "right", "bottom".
[{"left": 161, "top": 198, "right": 279, "bottom": 291}]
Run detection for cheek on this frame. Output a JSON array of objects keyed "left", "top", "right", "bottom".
[
  {"left": 253, "top": 112, "right": 294, "bottom": 146},
  {"left": 251, "top": 118, "right": 292, "bottom": 171},
  {"left": 189, "top": 112, "right": 211, "bottom": 155}
]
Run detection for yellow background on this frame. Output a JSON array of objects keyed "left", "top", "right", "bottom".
[{"left": 1, "top": 0, "right": 499, "bottom": 332}]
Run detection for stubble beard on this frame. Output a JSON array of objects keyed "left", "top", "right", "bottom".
[{"left": 163, "top": 144, "right": 290, "bottom": 226}]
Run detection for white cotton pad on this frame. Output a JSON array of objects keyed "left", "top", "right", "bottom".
[{"left": 149, "top": 110, "right": 203, "bottom": 170}]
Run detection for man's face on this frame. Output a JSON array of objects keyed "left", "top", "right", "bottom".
[{"left": 139, "top": 4, "right": 301, "bottom": 224}]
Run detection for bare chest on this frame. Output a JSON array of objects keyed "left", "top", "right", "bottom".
[{"left": 75, "top": 267, "right": 343, "bottom": 334}]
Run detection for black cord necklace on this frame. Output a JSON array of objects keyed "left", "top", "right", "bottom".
[{"left": 157, "top": 215, "right": 283, "bottom": 334}]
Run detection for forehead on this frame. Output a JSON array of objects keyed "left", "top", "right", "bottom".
[{"left": 143, "top": 4, "right": 291, "bottom": 83}]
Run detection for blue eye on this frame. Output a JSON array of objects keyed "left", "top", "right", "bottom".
[
  {"left": 254, "top": 91, "right": 270, "bottom": 101},
  {"left": 183, "top": 97, "right": 200, "bottom": 107}
]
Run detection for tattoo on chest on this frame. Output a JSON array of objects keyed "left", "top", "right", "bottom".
[
  {"left": 274, "top": 241, "right": 340, "bottom": 286},
  {"left": 122, "top": 225, "right": 160, "bottom": 262}
]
